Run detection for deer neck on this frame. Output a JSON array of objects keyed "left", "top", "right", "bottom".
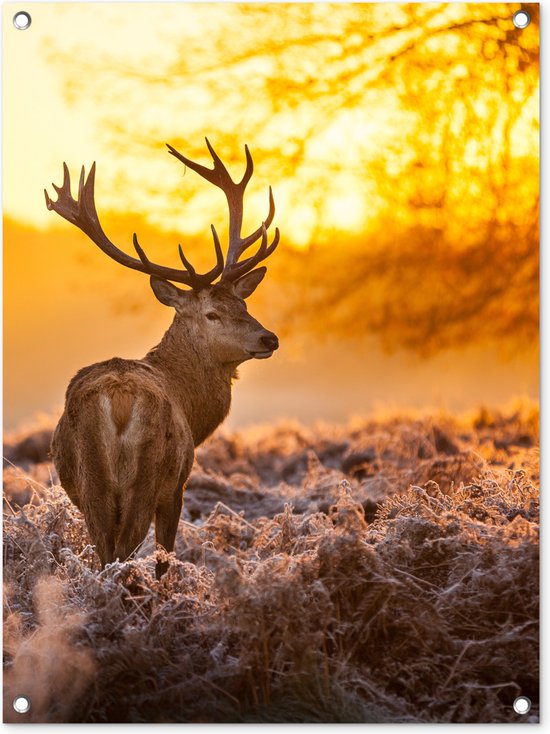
[{"left": 143, "top": 321, "right": 234, "bottom": 446}]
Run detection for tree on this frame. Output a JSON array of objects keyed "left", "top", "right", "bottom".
[{"left": 50, "top": 2, "right": 539, "bottom": 354}]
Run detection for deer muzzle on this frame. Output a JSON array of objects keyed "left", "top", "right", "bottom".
[{"left": 249, "top": 331, "right": 279, "bottom": 359}]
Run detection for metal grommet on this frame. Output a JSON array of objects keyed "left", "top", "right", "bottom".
[
  {"left": 513, "top": 696, "right": 531, "bottom": 715},
  {"left": 13, "top": 11, "right": 32, "bottom": 30},
  {"left": 512, "top": 10, "right": 530, "bottom": 29},
  {"left": 13, "top": 695, "right": 31, "bottom": 714}
]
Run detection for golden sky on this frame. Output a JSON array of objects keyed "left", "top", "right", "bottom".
[
  {"left": 3, "top": 4, "right": 201, "bottom": 227},
  {"left": 4, "top": 2, "right": 389, "bottom": 241},
  {"left": 3, "top": 2, "right": 539, "bottom": 429},
  {"left": 5, "top": 2, "right": 537, "bottom": 238}
]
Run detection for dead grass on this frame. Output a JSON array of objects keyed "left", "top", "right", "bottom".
[{"left": 3, "top": 404, "right": 539, "bottom": 723}]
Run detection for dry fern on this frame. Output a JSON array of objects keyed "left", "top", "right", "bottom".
[{"left": 3, "top": 405, "right": 539, "bottom": 722}]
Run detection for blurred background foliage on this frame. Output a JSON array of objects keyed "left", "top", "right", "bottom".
[
  {"left": 47, "top": 2, "right": 539, "bottom": 355},
  {"left": 4, "top": 3, "right": 539, "bottom": 427}
]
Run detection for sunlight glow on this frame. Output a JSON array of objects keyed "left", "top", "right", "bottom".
[{"left": 3, "top": 2, "right": 539, "bottom": 428}]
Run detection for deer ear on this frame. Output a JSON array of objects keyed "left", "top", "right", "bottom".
[
  {"left": 150, "top": 276, "right": 189, "bottom": 308},
  {"left": 232, "top": 267, "right": 267, "bottom": 299}
]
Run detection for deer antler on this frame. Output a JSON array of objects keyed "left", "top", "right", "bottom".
[
  {"left": 45, "top": 140, "right": 278, "bottom": 289},
  {"left": 45, "top": 162, "right": 223, "bottom": 289},
  {"left": 167, "top": 138, "right": 279, "bottom": 282}
]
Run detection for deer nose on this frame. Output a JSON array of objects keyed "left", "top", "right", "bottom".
[{"left": 261, "top": 332, "right": 279, "bottom": 351}]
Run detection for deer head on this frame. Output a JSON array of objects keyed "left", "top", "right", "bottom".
[{"left": 44, "top": 139, "right": 280, "bottom": 366}]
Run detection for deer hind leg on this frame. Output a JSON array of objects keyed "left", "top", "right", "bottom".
[
  {"left": 79, "top": 490, "right": 118, "bottom": 568},
  {"left": 93, "top": 527, "right": 116, "bottom": 569},
  {"left": 112, "top": 484, "right": 157, "bottom": 564},
  {"left": 154, "top": 485, "right": 186, "bottom": 580}
]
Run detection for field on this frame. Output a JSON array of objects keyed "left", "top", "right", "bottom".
[{"left": 3, "top": 404, "right": 539, "bottom": 723}]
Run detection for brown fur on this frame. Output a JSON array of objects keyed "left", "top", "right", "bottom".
[
  {"left": 109, "top": 390, "right": 135, "bottom": 436},
  {"left": 52, "top": 279, "right": 278, "bottom": 578}
]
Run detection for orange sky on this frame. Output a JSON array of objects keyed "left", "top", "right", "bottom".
[
  {"left": 4, "top": 3, "right": 537, "bottom": 235},
  {"left": 3, "top": 2, "right": 539, "bottom": 430},
  {"left": 4, "top": 214, "right": 538, "bottom": 429},
  {"left": 3, "top": 3, "right": 391, "bottom": 240}
]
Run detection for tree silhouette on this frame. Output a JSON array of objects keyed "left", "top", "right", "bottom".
[{"left": 50, "top": 2, "right": 539, "bottom": 355}]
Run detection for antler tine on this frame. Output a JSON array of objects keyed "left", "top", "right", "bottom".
[
  {"left": 221, "top": 225, "right": 280, "bottom": 283},
  {"left": 237, "top": 143, "right": 254, "bottom": 191},
  {"left": 132, "top": 233, "right": 154, "bottom": 267},
  {"left": 207, "top": 225, "right": 225, "bottom": 279},
  {"left": 45, "top": 163, "right": 218, "bottom": 288},
  {"left": 178, "top": 243, "right": 197, "bottom": 278},
  {"left": 50, "top": 161, "right": 70, "bottom": 198},
  {"left": 167, "top": 138, "right": 240, "bottom": 192},
  {"left": 226, "top": 186, "right": 276, "bottom": 265},
  {"left": 166, "top": 142, "right": 220, "bottom": 187},
  {"left": 204, "top": 137, "right": 239, "bottom": 188},
  {"left": 175, "top": 225, "right": 224, "bottom": 286},
  {"left": 167, "top": 140, "right": 277, "bottom": 278},
  {"left": 78, "top": 164, "right": 86, "bottom": 202}
]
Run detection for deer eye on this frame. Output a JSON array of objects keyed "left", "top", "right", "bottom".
[{"left": 206, "top": 312, "right": 221, "bottom": 322}]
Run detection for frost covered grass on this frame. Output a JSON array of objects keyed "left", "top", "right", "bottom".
[{"left": 3, "top": 405, "right": 539, "bottom": 723}]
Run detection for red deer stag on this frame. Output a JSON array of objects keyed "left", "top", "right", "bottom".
[{"left": 45, "top": 139, "right": 279, "bottom": 578}]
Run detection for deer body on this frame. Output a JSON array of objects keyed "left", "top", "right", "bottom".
[
  {"left": 46, "top": 140, "right": 280, "bottom": 577},
  {"left": 52, "top": 357, "right": 195, "bottom": 577}
]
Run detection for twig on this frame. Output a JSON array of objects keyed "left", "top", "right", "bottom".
[{"left": 208, "top": 501, "right": 256, "bottom": 531}]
